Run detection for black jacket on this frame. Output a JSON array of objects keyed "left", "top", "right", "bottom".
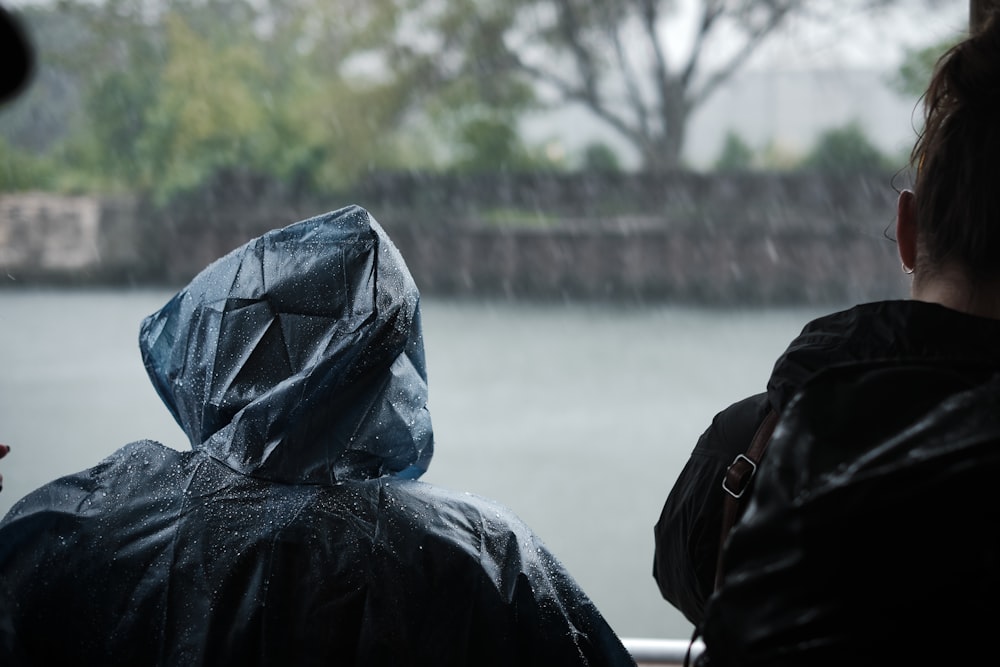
[
  {"left": 0, "top": 207, "right": 634, "bottom": 666},
  {"left": 653, "top": 300, "right": 1000, "bottom": 626}
]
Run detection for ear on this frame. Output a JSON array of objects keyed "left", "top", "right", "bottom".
[{"left": 896, "top": 189, "right": 918, "bottom": 272}]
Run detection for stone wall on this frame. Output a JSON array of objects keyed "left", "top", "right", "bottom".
[
  {"left": 0, "top": 192, "right": 150, "bottom": 283},
  {"left": 0, "top": 170, "right": 911, "bottom": 303},
  {"left": 386, "top": 223, "right": 907, "bottom": 304}
]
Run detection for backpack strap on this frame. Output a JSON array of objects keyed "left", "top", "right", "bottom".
[{"left": 715, "top": 408, "right": 778, "bottom": 590}]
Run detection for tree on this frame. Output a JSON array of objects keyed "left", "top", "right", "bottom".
[
  {"left": 714, "top": 130, "right": 755, "bottom": 171},
  {"left": 0, "top": 137, "right": 56, "bottom": 191},
  {"left": 891, "top": 35, "right": 960, "bottom": 98},
  {"left": 451, "top": 115, "right": 522, "bottom": 171},
  {"left": 388, "top": 0, "right": 936, "bottom": 171},
  {"left": 581, "top": 142, "right": 622, "bottom": 171},
  {"left": 801, "top": 120, "right": 889, "bottom": 174},
  {"left": 4, "top": 0, "right": 455, "bottom": 198},
  {"left": 3, "top": 0, "right": 953, "bottom": 196}
]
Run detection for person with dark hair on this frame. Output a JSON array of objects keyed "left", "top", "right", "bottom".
[
  {"left": 0, "top": 206, "right": 634, "bottom": 665},
  {"left": 654, "top": 12, "right": 1000, "bottom": 665}
]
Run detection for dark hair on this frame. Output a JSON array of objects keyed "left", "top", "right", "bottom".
[{"left": 912, "top": 13, "right": 1000, "bottom": 281}]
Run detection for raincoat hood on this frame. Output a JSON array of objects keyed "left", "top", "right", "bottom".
[{"left": 139, "top": 205, "right": 433, "bottom": 484}]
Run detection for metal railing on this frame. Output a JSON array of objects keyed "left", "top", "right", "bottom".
[{"left": 621, "top": 638, "right": 704, "bottom": 666}]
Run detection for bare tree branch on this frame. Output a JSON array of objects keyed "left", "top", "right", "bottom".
[
  {"left": 680, "top": 0, "right": 725, "bottom": 91},
  {"left": 551, "top": 0, "right": 602, "bottom": 104},
  {"left": 636, "top": 0, "right": 688, "bottom": 137},
  {"left": 689, "top": 1, "right": 799, "bottom": 109},
  {"left": 599, "top": 0, "right": 652, "bottom": 140},
  {"left": 508, "top": 50, "right": 645, "bottom": 147}
]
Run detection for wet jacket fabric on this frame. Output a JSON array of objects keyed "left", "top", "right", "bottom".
[
  {"left": 697, "top": 361, "right": 1000, "bottom": 666},
  {"left": 653, "top": 300, "right": 1000, "bottom": 627},
  {"left": 0, "top": 206, "right": 634, "bottom": 666}
]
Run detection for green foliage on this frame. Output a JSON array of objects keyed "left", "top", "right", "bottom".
[
  {"left": 4, "top": 0, "right": 535, "bottom": 203},
  {"left": 3, "top": 0, "right": 919, "bottom": 199},
  {"left": 0, "top": 138, "right": 57, "bottom": 192},
  {"left": 387, "top": 0, "right": 923, "bottom": 170},
  {"left": 139, "top": 14, "right": 280, "bottom": 197},
  {"left": 85, "top": 68, "right": 161, "bottom": 186},
  {"left": 439, "top": 96, "right": 563, "bottom": 173},
  {"left": 713, "top": 131, "right": 756, "bottom": 171},
  {"left": 892, "top": 36, "right": 961, "bottom": 98},
  {"left": 451, "top": 116, "right": 526, "bottom": 172},
  {"left": 801, "top": 121, "right": 889, "bottom": 174},
  {"left": 581, "top": 142, "right": 621, "bottom": 172}
]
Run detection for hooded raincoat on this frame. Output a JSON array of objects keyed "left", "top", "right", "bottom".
[{"left": 0, "top": 206, "right": 634, "bottom": 666}]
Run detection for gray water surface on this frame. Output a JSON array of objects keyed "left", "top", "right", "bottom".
[{"left": 0, "top": 288, "right": 824, "bottom": 640}]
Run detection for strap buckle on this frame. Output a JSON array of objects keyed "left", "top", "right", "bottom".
[{"left": 722, "top": 453, "right": 757, "bottom": 499}]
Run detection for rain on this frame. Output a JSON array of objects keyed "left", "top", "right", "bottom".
[{"left": 0, "top": 0, "right": 973, "bottom": 658}]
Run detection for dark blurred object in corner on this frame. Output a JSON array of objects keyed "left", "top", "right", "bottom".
[{"left": 0, "top": 5, "right": 33, "bottom": 104}]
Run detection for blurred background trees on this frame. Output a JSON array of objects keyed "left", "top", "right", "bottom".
[
  {"left": 402, "top": 0, "right": 920, "bottom": 171},
  {"left": 0, "top": 0, "right": 963, "bottom": 202}
]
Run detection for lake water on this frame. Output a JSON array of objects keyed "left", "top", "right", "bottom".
[{"left": 0, "top": 288, "right": 827, "bottom": 641}]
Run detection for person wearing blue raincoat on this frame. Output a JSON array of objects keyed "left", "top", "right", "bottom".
[{"left": 0, "top": 206, "right": 634, "bottom": 666}]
